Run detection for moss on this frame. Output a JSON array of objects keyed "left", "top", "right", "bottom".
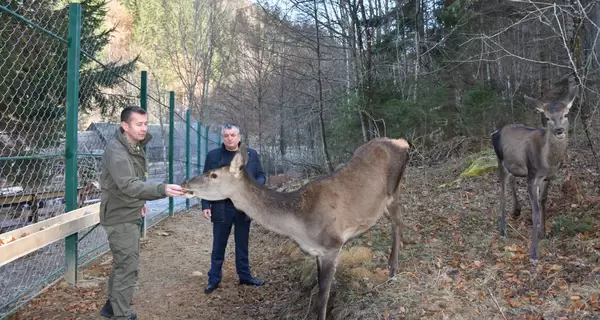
[{"left": 460, "top": 155, "right": 498, "bottom": 178}]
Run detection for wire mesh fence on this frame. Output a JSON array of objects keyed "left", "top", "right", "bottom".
[{"left": 0, "top": 2, "right": 223, "bottom": 318}]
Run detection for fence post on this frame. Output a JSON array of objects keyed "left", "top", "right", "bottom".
[
  {"left": 140, "top": 70, "right": 147, "bottom": 237},
  {"left": 168, "top": 92, "right": 175, "bottom": 216},
  {"left": 185, "top": 109, "right": 191, "bottom": 210},
  {"left": 217, "top": 134, "right": 221, "bottom": 146},
  {"left": 204, "top": 126, "right": 210, "bottom": 158},
  {"left": 64, "top": 2, "right": 82, "bottom": 286},
  {"left": 197, "top": 120, "right": 202, "bottom": 175}
]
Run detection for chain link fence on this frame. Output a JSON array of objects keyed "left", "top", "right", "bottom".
[{"left": 0, "top": 2, "right": 222, "bottom": 318}]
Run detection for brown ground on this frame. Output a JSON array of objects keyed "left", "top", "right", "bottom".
[{"left": 7, "top": 147, "right": 600, "bottom": 320}]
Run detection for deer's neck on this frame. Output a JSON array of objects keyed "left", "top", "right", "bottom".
[
  {"left": 228, "top": 175, "right": 303, "bottom": 236},
  {"left": 542, "top": 128, "right": 568, "bottom": 167}
]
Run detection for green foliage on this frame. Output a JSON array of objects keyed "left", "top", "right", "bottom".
[
  {"left": 552, "top": 214, "right": 595, "bottom": 237},
  {"left": 325, "top": 94, "right": 366, "bottom": 164},
  {"left": 454, "top": 87, "right": 506, "bottom": 137},
  {"left": 436, "top": 0, "right": 471, "bottom": 30},
  {"left": 325, "top": 84, "right": 450, "bottom": 162},
  {"left": 460, "top": 155, "right": 497, "bottom": 178}
]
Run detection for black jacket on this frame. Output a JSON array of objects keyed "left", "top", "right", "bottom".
[{"left": 200, "top": 143, "right": 265, "bottom": 221}]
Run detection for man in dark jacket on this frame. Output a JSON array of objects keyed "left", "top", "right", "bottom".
[
  {"left": 202, "top": 124, "right": 266, "bottom": 294},
  {"left": 99, "top": 106, "right": 184, "bottom": 319}
]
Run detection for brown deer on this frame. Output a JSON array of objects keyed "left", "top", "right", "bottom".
[
  {"left": 182, "top": 137, "right": 410, "bottom": 320},
  {"left": 491, "top": 85, "right": 578, "bottom": 263}
]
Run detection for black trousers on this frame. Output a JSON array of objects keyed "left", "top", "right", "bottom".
[{"left": 207, "top": 204, "right": 252, "bottom": 284}]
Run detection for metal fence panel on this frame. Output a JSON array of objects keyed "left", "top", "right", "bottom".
[{"left": 0, "top": 2, "right": 226, "bottom": 317}]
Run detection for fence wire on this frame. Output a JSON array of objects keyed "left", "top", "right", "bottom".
[{"left": 0, "top": 2, "right": 223, "bottom": 317}]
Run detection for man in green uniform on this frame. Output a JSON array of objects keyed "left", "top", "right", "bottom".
[{"left": 99, "top": 106, "right": 184, "bottom": 319}]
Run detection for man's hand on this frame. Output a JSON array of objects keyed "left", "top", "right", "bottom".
[
  {"left": 165, "top": 184, "right": 184, "bottom": 197},
  {"left": 202, "top": 209, "right": 211, "bottom": 220},
  {"left": 141, "top": 204, "right": 147, "bottom": 217}
]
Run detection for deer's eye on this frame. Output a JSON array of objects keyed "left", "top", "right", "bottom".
[{"left": 210, "top": 173, "right": 218, "bottom": 179}]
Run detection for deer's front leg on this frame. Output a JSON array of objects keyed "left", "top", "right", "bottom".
[
  {"left": 527, "top": 178, "right": 542, "bottom": 263},
  {"left": 539, "top": 179, "right": 550, "bottom": 240},
  {"left": 498, "top": 163, "right": 509, "bottom": 238},
  {"left": 316, "top": 249, "right": 341, "bottom": 320}
]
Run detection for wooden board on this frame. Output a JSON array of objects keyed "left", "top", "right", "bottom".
[
  {"left": 0, "top": 203, "right": 100, "bottom": 267},
  {"left": 1, "top": 203, "right": 100, "bottom": 240},
  {"left": 0, "top": 187, "right": 86, "bottom": 207}
]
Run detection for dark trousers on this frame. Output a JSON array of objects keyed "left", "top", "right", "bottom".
[
  {"left": 207, "top": 207, "right": 252, "bottom": 284},
  {"left": 102, "top": 222, "right": 140, "bottom": 320}
]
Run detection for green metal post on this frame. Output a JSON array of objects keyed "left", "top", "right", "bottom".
[
  {"left": 140, "top": 71, "right": 148, "bottom": 111},
  {"left": 64, "top": 2, "right": 82, "bottom": 286},
  {"left": 140, "top": 70, "right": 148, "bottom": 237},
  {"left": 217, "top": 134, "right": 221, "bottom": 146},
  {"left": 197, "top": 120, "right": 202, "bottom": 175},
  {"left": 168, "top": 91, "right": 175, "bottom": 216},
  {"left": 204, "top": 126, "right": 210, "bottom": 158},
  {"left": 185, "top": 109, "right": 191, "bottom": 210}
]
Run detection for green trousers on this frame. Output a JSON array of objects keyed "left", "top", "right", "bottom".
[{"left": 103, "top": 222, "right": 141, "bottom": 320}]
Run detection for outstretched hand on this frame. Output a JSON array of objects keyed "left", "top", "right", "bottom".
[{"left": 165, "top": 184, "right": 184, "bottom": 197}]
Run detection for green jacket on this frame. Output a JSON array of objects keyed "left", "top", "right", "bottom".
[{"left": 99, "top": 128, "right": 167, "bottom": 226}]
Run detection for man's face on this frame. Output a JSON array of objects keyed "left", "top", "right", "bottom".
[
  {"left": 121, "top": 112, "right": 148, "bottom": 143},
  {"left": 222, "top": 127, "right": 240, "bottom": 151}
]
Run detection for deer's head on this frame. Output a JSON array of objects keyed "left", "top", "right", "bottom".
[
  {"left": 525, "top": 85, "right": 579, "bottom": 140},
  {"left": 182, "top": 144, "right": 249, "bottom": 200}
]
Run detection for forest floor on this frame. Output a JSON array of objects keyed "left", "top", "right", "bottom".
[{"left": 7, "top": 145, "right": 600, "bottom": 320}]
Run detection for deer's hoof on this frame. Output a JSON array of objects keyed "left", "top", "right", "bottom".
[
  {"left": 499, "top": 230, "right": 507, "bottom": 240},
  {"left": 512, "top": 208, "right": 521, "bottom": 217}
]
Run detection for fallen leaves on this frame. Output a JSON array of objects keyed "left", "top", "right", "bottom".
[{"left": 0, "top": 235, "right": 17, "bottom": 245}]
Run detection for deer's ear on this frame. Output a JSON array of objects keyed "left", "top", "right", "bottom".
[
  {"left": 229, "top": 144, "right": 249, "bottom": 175},
  {"left": 525, "top": 95, "right": 547, "bottom": 114},
  {"left": 563, "top": 85, "right": 579, "bottom": 111}
]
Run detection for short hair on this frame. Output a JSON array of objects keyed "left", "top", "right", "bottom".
[
  {"left": 221, "top": 123, "right": 240, "bottom": 135},
  {"left": 121, "top": 106, "right": 147, "bottom": 123}
]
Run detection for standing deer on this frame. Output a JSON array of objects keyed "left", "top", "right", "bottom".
[
  {"left": 491, "top": 85, "right": 578, "bottom": 263},
  {"left": 182, "top": 138, "right": 410, "bottom": 320}
]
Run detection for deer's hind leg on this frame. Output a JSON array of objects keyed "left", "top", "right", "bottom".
[
  {"left": 498, "top": 161, "right": 510, "bottom": 238},
  {"left": 510, "top": 175, "right": 521, "bottom": 217}
]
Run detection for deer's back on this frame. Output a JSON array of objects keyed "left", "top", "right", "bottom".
[{"left": 298, "top": 138, "right": 409, "bottom": 243}]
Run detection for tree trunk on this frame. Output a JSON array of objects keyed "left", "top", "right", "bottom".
[
  {"left": 314, "top": 0, "right": 333, "bottom": 173},
  {"left": 358, "top": 0, "right": 375, "bottom": 140}
]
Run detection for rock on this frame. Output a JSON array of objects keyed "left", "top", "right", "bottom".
[{"left": 460, "top": 155, "right": 498, "bottom": 178}]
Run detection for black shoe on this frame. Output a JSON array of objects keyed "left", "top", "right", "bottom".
[
  {"left": 239, "top": 278, "right": 265, "bottom": 286},
  {"left": 99, "top": 299, "right": 137, "bottom": 319},
  {"left": 204, "top": 282, "right": 219, "bottom": 294},
  {"left": 99, "top": 299, "right": 113, "bottom": 318}
]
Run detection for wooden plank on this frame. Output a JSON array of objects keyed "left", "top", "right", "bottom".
[
  {"left": 0, "top": 204, "right": 100, "bottom": 268},
  {"left": 0, "top": 203, "right": 99, "bottom": 240},
  {"left": 0, "top": 194, "right": 35, "bottom": 206},
  {"left": 0, "top": 188, "right": 85, "bottom": 207}
]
